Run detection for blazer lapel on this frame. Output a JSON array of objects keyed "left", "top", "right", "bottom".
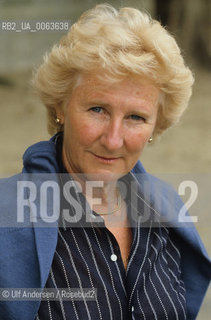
[{"left": 33, "top": 224, "right": 58, "bottom": 288}]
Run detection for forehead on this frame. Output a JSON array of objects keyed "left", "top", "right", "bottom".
[{"left": 71, "top": 72, "right": 160, "bottom": 107}]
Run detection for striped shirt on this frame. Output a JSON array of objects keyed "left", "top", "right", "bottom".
[{"left": 36, "top": 136, "right": 187, "bottom": 319}]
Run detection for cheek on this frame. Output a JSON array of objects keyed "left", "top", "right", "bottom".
[
  {"left": 70, "top": 119, "right": 100, "bottom": 147},
  {"left": 126, "top": 131, "right": 149, "bottom": 153}
]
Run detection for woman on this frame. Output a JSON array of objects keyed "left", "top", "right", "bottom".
[{"left": 0, "top": 4, "right": 210, "bottom": 320}]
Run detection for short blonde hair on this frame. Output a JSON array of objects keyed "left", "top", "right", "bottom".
[{"left": 33, "top": 3, "right": 194, "bottom": 137}]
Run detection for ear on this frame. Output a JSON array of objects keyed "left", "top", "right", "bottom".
[{"left": 56, "top": 111, "right": 64, "bottom": 125}]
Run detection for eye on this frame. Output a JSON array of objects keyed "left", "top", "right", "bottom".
[
  {"left": 129, "top": 114, "right": 145, "bottom": 121},
  {"left": 89, "top": 106, "right": 103, "bottom": 113}
]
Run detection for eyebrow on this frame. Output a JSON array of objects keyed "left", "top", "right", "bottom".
[{"left": 86, "top": 101, "right": 110, "bottom": 108}]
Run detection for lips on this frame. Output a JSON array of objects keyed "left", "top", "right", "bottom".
[
  {"left": 96, "top": 155, "right": 119, "bottom": 160},
  {"left": 92, "top": 153, "right": 121, "bottom": 163}
]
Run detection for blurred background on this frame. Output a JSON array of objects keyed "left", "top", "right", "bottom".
[{"left": 0, "top": 0, "right": 210, "bottom": 318}]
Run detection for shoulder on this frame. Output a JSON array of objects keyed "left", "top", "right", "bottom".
[
  {"left": 132, "top": 160, "right": 210, "bottom": 257},
  {"left": 22, "top": 134, "right": 59, "bottom": 173},
  {"left": 0, "top": 174, "right": 21, "bottom": 210}
]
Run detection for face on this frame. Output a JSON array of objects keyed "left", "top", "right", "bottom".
[{"left": 60, "top": 73, "right": 160, "bottom": 179}]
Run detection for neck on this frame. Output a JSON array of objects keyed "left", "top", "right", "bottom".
[{"left": 73, "top": 173, "right": 119, "bottom": 208}]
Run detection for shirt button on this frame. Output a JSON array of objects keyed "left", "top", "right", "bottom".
[
  {"left": 110, "top": 254, "right": 117, "bottom": 262},
  {"left": 131, "top": 306, "right": 134, "bottom": 312}
]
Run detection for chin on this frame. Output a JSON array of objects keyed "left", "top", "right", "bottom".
[{"left": 84, "top": 170, "right": 125, "bottom": 183}]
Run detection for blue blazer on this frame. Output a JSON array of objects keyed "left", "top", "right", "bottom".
[{"left": 0, "top": 136, "right": 210, "bottom": 320}]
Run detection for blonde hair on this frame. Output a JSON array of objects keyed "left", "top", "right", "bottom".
[{"left": 33, "top": 3, "right": 194, "bottom": 137}]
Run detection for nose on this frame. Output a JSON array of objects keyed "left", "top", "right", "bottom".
[{"left": 100, "top": 119, "right": 124, "bottom": 151}]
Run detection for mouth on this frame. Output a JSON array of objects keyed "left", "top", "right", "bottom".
[{"left": 92, "top": 153, "right": 121, "bottom": 163}]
